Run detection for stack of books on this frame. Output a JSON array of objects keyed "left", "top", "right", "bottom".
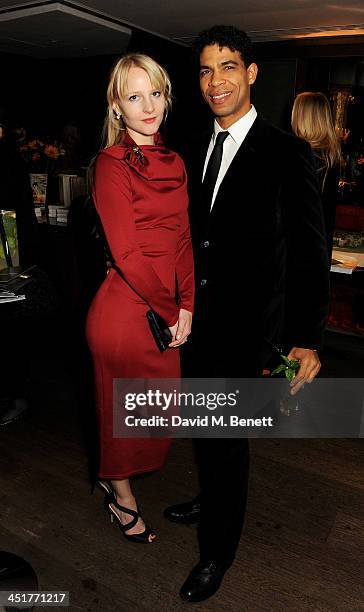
[
  {"left": 56, "top": 207, "right": 69, "bottom": 224},
  {"left": 0, "top": 289, "right": 26, "bottom": 304},
  {"left": 47, "top": 205, "right": 69, "bottom": 224},
  {"left": 0, "top": 266, "right": 34, "bottom": 302},
  {"left": 331, "top": 251, "right": 359, "bottom": 274},
  {"left": 48, "top": 205, "right": 58, "bottom": 221}
]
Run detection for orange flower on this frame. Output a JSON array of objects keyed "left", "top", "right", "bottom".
[
  {"left": 44, "top": 144, "right": 60, "bottom": 159},
  {"left": 28, "top": 139, "right": 41, "bottom": 150},
  {"left": 32, "top": 152, "right": 41, "bottom": 161}
]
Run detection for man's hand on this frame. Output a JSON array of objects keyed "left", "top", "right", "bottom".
[
  {"left": 169, "top": 309, "right": 192, "bottom": 348},
  {"left": 287, "top": 347, "right": 321, "bottom": 395}
]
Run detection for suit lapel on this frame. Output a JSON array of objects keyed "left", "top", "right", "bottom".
[
  {"left": 197, "top": 131, "right": 211, "bottom": 183},
  {"left": 209, "top": 116, "right": 262, "bottom": 217},
  {"left": 194, "top": 130, "right": 213, "bottom": 228}
]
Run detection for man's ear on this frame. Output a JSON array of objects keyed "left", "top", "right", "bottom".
[{"left": 247, "top": 63, "right": 258, "bottom": 86}]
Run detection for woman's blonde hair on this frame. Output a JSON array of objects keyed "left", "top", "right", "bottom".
[
  {"left": 291, "top": 91, "right": 341, "bottom": 170},
  {"left": 102, "top": 53, "right": 172, "bottom": 148}
]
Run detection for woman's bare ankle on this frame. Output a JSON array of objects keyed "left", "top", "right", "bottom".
[{"left": 115, "top": 493, "right": 136, "bottom": 506}]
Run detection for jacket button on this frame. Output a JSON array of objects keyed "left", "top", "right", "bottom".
[
  {"left": 203, "top": 240, "right": 210, "bottom": 248},
  {"left": 200, "top": 279, "right": 207, "bottom": 286}
]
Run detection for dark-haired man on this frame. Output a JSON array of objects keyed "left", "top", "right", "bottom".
[{"left": 164, "top": 25, "right": 329, "bottom": 602}]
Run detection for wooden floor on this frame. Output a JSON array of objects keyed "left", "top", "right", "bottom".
[{"left": 0, "top": 327, "right": 363, "bottom": 612}]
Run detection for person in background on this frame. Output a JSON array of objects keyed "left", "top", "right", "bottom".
[
  {"left": 291, "top": 91, "right": 342, "bottom": 257},
  {"left": 0, "top": 108, "right": 39, "bottom": 426},
  {"left": 59, "top": 121, "right": 83, "bottom": 172},
  {"left": 85, "top": 54, "right": 194, "bottom": 543},
  {"left": 0, "top": 108, "right": 41, "bottom": 426}
]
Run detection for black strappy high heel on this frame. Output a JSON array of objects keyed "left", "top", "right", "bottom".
[
  {"left": 90, "top": 478, "right": 113, "bottom": 496},
  {"left": 95, "top": 479, "right": 113, "bottom": 497},
  {"left": 106, "top": 495, "right": 157, "bottom": 544}
]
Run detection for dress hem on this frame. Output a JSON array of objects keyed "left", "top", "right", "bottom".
[{"left": 98, "top": 463, "right": 164, "bottom": 480}]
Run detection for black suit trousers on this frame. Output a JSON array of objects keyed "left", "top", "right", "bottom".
[
  {"left": 181, "top": 332, "right": 255, "bottom": 565},
  {"left": 193, "top": 437, "right": 250, "bottom": 565}
]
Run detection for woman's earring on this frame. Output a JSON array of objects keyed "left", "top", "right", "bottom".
[{"left": 114, "top": 109, "right": 125, "bottom": 130}]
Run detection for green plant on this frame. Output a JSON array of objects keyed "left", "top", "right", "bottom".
[{"left": 271, "top": 354, "right": 300, "bottom": 382}]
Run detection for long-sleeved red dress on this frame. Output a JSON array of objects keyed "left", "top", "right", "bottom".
[{"left": 85, "top": 133, "right": 194, "bottom": 479}]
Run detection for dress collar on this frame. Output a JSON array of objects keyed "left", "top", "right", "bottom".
[{"left": 102, "top": 131, "right": 183, "bottom": 182}]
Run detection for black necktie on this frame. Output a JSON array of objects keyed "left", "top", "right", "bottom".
[{"left": 202, "top": 130, "right": 229, "bottom": 211}]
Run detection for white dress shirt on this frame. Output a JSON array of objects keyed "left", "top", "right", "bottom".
[{"left": 202, "top": 105, "right": 257, "bottom": 210}]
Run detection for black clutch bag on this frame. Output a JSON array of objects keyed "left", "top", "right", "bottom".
[{"left": 146, "top": 309, "right": 172, "bottom": 352}]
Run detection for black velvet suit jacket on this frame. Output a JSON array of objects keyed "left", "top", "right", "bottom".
[{"left": 185, "top": 115, "right": 330, "bottom": 376}]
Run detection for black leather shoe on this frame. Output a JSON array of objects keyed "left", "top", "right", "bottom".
[
  {"left": 163, "top": 496, "right": 200, "bottom": 524},
  {"left": 179, "top": 560, "right": 229, "bottom": 602}
]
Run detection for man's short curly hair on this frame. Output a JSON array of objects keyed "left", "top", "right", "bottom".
[{"left": 193, "top": 25, "right": 254, "bottom": 67}]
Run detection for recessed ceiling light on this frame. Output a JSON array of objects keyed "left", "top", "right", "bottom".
[{"left": 291, "top": 28, "right": 364, "bottom": 38}]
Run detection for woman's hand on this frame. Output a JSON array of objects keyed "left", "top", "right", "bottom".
[
  {"left": 168, "top": 309, "right": 192, "bottom": 348},
  {"left": 168, "top": 321, "right": 179, "bottom": 342}
]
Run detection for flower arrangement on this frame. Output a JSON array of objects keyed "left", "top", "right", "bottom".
[{"left": 19, "top": 138, "right": 65, "bottom": 173}]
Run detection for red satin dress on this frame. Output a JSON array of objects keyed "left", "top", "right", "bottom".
[{"left": 85, "top": 133, "right": 194, "bottom": 479}]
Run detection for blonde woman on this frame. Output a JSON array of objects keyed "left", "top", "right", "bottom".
[
  {"left": 86, "top": 54, "right": 194, "bottom": 543},
  {"left": 292, "top": 91, "right": 342, "bottom": 255}
]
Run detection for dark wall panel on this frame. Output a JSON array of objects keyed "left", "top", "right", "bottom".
[
  {"left": 0, "top": 32, "right": 195, "bottom": 162},
  {"left": 252, "top": 58, "right": 297, "bottom": 130}
]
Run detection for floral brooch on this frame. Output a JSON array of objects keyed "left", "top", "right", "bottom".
[{"left": 125, "top": 144, "right": 145, "bottom": 167}]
